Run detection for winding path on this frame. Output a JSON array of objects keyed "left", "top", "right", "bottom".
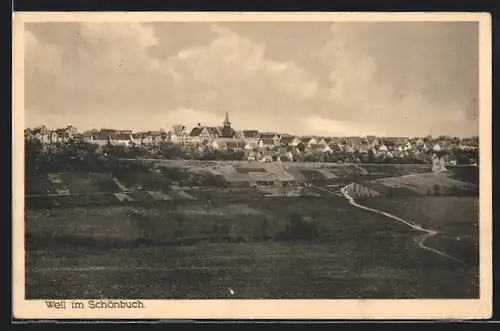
[{"left": 340, "top": 183, "right": 469, "bottom": 266}]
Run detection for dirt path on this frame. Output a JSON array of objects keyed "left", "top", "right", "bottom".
[
  {"left": 340, "top": 183, "right": 469, "bottom": 266},
  {"left": 311, "top": 185, "right": 343, "bottom": 197}
]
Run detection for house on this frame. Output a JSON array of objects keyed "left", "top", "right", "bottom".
[
  {"left": 345, "top": 145, "right": 356, "bottom": 154},
  {"left": 279, "top": 135, "right": 301, "bottom": 147},
  {"left": 328, "top": 143, "right": 343, "bottom": 154},
  {"left": 277, "top": 147, "right": 293, "bottom": 162},
  {"left": 88, "top": 130, "right": 111, "bottom": 145},
  {"left": 258, "top": 138, "right": 277, "bottom": 150},
  {"left": 246, "top": 149, "right": 263, "bottom": 162},
  {"left": 205, "top": 127, "right": 222, "bottom": 141},
  {"left": 82, "top": 131, "right": 95, "bottom": 143},
  {"left": 415, "top": 138, "right": 425, "bottom": 147},
  {"left": 458, "top": 139, "right": 476, "bottom": 151},
  {"left": 31, "top": 125, "right": 52, "bottom": 143},
  {"left": 300, "top": 137, "right": 318, "bottom": 147},
  {"left": 432, "top": 143, "right": 442, "bottom": 152},
  {"left": 115, "top": 129, "right": 132, "bottom": 134},
  {"left": 112, "top": 133, "right": 133, "bottom": 146},
  {"left": 169, "top": 125, "right": 190, "bottom": 144},
  {"left": 61, "top": 125, "right": 79, "bottom": 137},
  {"left": 422, "top": 142, "right": 433, "bottom": 153},
  {"left": 234, "top": 131, "right": 243, "bottom": 139},
  {"left": 318, "top": 137, "right": 334, "bottom": 146},
  {"left": 358, "top": 144, "right": 370, "bottom": 154},
  {"left": 258, "top": 132, "right": 281, "bottom": 145},
  {"left": 330, "top": 137, "right": 343, "bottom": 145},
  {"left": 189, "top": 126, "right": 203, "bottom": 145},
  {"left": 367, "top": 137, "right": 379, "bottom": 149},
  {"left": 365, "top": 135, "right": 377, "bottom": 143},
  {"left": 54, "top": 129, "right": 66, "bottom": 142},
  {"left": 47, "top": 130, "right": 59, "bottom": 143},
  {"left": 322, "top": 145, "right": 333, "bottom": 153},
  {"left": 259, "top": 151, "right": 274, "bottom": 162},
  {"left": 226, "top": 140, "right": 245, "bottom": 151},
  {"left": 85, "top": 129, "right": 132, "bottom": 146},
  {"left": 240, "top": 130, "right": 260, "bottom": 142},
  {"left": 293, "top": 143, "right": 307, "bottom": 154},
  {"left": 435, "top": 139, "right": 450, "bottom": 152},
  {"left": 392, "top": 137, "right": 407, "bottom": 146},
  {"left": 308, "top": 144, "right": 331, "bottom": 154},
  {"left": 327, "top": 138, "right": 345, "bottom": 152},
  {"left": 53, "top": 125, "right": 79, "bottom": 142},
  {"left": 345, "top": 137, "right": 365, "bottom": 153},
  {"left": 244, "top": 141, "right": 259, "bottom": 151},
  {"left": 392, "top": 150, "right": 403, "bottom": 158},
  {"left": 403, "top": 141, "right": 413, "bottom": 151},
  {"left": 378, "top": 144, "right": 388, "bottom": 153},
  {"left": 24, "top": 129, "right": 34, "bottom": 140},
  {"left": 189, "top": 124, "right": 221, "bottom": 145},
  {"left": 72, "top": 133, "right": 84, "bottom": 141},
  {"left": 138, "top": 131, "right": 165, "bottom": 145},
  {"left": 211, "top": 139, "right": 227, "bottom": 151},
  {"left": 131, "top": 133, "right": 142, "bottom": 145}
]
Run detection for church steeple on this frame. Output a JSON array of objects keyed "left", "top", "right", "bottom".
[
  {"left": 223, "top": 112, "right": 231, "bottom": 127},
  {"left": 220, "top": 111, "right": 235, "bottom": 138}
]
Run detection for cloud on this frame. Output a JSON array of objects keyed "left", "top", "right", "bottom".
[
  {"left": 25, "top": 23, "right": 323, "bottom": 132},
  {"left": 303, "top": 116, "right": 389, "bottom": 137},
  {"left": 25, "top": 29, "right": 62, "bottom": 75},
  {"left": 312, "top": 22, "right": 479, "bottom": 136},
  {"left": 24, "top": 22, "right": 479, "bottom": 137},
  {"left": 164, "top": 24, "right": 320, "bottom": 104},
  {"left": 75, "top": 22, "right": 159, "bottom": 70}
]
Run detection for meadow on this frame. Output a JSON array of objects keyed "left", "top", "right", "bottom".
[{"left": 24, "top": 161, "right": 480, "bottom": 299}]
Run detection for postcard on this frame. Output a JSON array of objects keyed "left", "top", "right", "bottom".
[{"left": 12, "top": 11, "right": 492, "bottom": 320}]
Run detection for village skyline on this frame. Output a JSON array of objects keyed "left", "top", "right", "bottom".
[{"left": 24, "top": 121, "right": 480, "bottom": 140}]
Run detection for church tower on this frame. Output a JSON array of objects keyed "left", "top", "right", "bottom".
[
  {"left": 221, "top": 111, "right": 235, "bottom": 138},
  {"left": 223, "top": 112, "right": 231, "bottom": 128}
]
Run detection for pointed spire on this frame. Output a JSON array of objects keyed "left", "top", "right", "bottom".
[{"left": 223, "top": 111, "right": 231, "bottom": 127}]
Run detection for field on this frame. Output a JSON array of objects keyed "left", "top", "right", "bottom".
[
  {"left": 24, "top": 160, "right": 480, "bottom": 299},
  {"left": 363, "top": 171, "right": 479, "bottom": 196},
  {"left": 359, "top": 196, "right": 479, "bottom": 266}
]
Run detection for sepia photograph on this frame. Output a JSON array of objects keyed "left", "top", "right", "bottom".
[{"left": 12, "top": 12, "right": 492, "bottom": 320}]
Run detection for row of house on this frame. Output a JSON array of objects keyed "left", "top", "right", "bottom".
[
  {"left": 25, "top": 112, "right": 479, "bottom": 157},
  {"left": 25, "top": 126, "right": 167, "bottom": 146},
  {"left": 165, "top": 115, "right": 479, "bottom": 156},
  {"left": 186, "top": 133, "right": 478, "bottom": 157},
  {"left": 25, "top": 125, "right": 80, "bottom": 143}
]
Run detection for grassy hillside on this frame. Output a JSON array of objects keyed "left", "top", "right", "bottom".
[
  {"left": 363, "top": 172, "right": 478, "bottom": 197},
  {"left": 24, "top": 161, "right": 480, "bottom": 299},
  {"left": 26, "top": 196, "right": 478, "bottom": 299},
  {"left": 360, "top": 196, "right": 479, "bottom": 266}
]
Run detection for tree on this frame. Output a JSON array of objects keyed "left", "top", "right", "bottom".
[
  {"left": 25, "top": 139, "right": 43, "bottom": 174},
  {"left": 368, "top": 149, "right": 376, "bottom": 163}
]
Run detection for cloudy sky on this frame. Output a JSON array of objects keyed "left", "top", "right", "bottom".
[{"left": 24, "top": 21, "right": 479, "bottom": 137}]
